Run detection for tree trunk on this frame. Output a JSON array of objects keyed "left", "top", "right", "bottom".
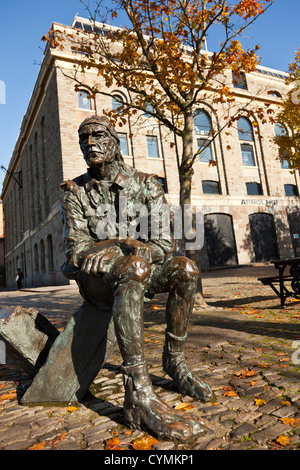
[{"left": 179, "top": 112, "right": 208, "bottom": 308}]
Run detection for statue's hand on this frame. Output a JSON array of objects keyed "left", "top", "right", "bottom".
[
  {"left": 120, "top": 237, "right": 152, "bottom": 264},
  {"left": 81, "top": 245, "right": 121, "bottom": 275}
]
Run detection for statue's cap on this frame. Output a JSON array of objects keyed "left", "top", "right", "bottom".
[{"left": 78, "top": 115, "right": 120, "bottom": 142}]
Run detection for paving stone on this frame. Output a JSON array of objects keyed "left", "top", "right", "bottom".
[
  {"left": 271, "top": 406, "right": 297, "bottom": 418},
  {"left": 252, "top": 422, "right": 288, "bottom": 444},
  {"left": 230, "top": 423, "right": 257, "bottom": 440}
]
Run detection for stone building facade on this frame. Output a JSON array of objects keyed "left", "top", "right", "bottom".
[{"left": 1, "top": 16, "right": 300, "bottom": 287}]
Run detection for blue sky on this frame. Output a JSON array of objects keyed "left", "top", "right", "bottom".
[{"left": 0, "top": 0, "right": 299, "bottom": 191}]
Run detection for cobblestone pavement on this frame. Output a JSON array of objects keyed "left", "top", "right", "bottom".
[{"left": 0, "top": 264, "right": 299, "bottom": 451}]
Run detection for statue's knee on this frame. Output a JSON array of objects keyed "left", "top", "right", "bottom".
[
  {"left": 115, "top": 255, "right": 151, "bottom": 284},
  {"left": 169, "top": 256, "right": 199, "bottom": 283}
]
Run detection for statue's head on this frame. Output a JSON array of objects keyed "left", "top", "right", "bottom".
[{"left": 78, "top": 115, "right": 123, "bottom": 168}]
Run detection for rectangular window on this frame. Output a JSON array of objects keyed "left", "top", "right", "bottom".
[
  {"left": 147, "top": 136, "right": 160, "bottom": 158},
  {"left": 117, "top": 133, "right": 129, "bottom": 156},
  {"left": 246, "top": 182, "right": 263, "bottom": 196},
  {"left": 284, "top": 184, "right": 299, "bottom": 197},
  {"left": 241, "top": 144, "right": 255, "bottom": 166},
  {"left": 78, "top": 91, "right": 91, "bottom": 110},
  {"left": 232, "top": 71, "right": 248, "bottom": 90},
  {"left": 202, "top": 181, "right": 221, "bottom": 194},
  {"left": 198, "top": 139, "right": 213, "bottom": 163}
]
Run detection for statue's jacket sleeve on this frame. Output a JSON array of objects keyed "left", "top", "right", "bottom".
[{"left": 60, "top": 178, "right": 97, "bottom": 270}]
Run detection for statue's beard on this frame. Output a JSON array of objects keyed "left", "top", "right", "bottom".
[{"left": 85, "top": 150, "right": 114, "bottom": 167}]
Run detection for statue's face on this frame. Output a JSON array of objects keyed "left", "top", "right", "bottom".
[{"left": 79, "top": 123, "right": 116, "bottom": 167}]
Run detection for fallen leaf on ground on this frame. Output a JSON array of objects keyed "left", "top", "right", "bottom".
[
  {"left": 132, "top": 436, "right": 159, "bottom": 450},
  {"left": 66, "top": 406, "right": 79, "bottom": 412},
  {"left": 0, "top": 390, "right": 17, "bottom": 401},
  {"left": 28, "top": 441, "right": 47, "bottom": 450},
  {"left": 174, "top": 402, "right": 195, "bottom": 411},
  {"left": 276, "top": 435, "right": 291, "bottom": 446},
  {"left": 256, "top": 362, "right": 271, "bottom": 368},
  {"left": 279, "top": 418, "right": 300, "bottom": 426},
  {"left": 233, "top": 368, "right": 257, "bottom": 379},
  {"left": 281, "top": 400, "right": 292, "bottom": 406},
  {"left": 223, "top": 390, "right": 238, "bottom": 397},
  {"left": 254, "top": 399, "right": 266, "bottom": 407},
  {"left": 105, "top": 438, "right": 123, "bottom": 450}
]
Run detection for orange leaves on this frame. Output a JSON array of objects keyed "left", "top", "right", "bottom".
[
  {"left": 233, "top": 368, "right": 257, "bottom": 379},
  {"left": 28, "top": 433, "right": 68, "bottom": 450},
  {"left": 66, "top": 406, "right": 79, "bottom": 413},
  {"left": 275, "top": 435, "right": 291, "bottom": 447},
  {"left": 279, "top": 417, "right": 300, "bottom": 427},
  {"left": 131, "top": 436, "right": 159, "bottom": 450},
  {"left": 28, "top": 442, "right": 47, "bottom": 451},
  {"left": 174, "top": 402, "right": 195, "bottom": 411},
  {"left": 105, "top": 437, "right": 125, "bottom": 450},
  {"left": 104, "top": 435, "right": 159, "bottom": 451},
  {"left": 233, "top": 0, "right": 271, "bottom": 21},
  {"left": 221, "top": 386, "right": 239, "bottom": 397},
  {"left": 0, "top": 389, "right": 16, "bottom": 401}
]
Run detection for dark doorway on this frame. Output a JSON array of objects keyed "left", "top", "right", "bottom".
[
  {"left": 249, "top": 213, "right": 278, "bottom": 262},
  {"left": 288, "top": 212, "right": 300, "bottom": 257},
  {"left": 204, "top": 213, "right": 238, "bottom": 267}
]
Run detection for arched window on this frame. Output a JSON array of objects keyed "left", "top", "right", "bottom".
[
  {"left": 237, "top": 117, "right": 254, "bottom": 141},
  {"left": 112, "top": 94, "right": 125, "bottom": 110},
  {"left": 34, "top": 244, "right": 39, "bottom": 273},
  {"left": 275, "top": 123, "right": 287, "bottom": 137},
  {"left": 47, "top": 235, "right": 54, "bottom": 272},
  {"left": 40, "top": 240, "right": 46, "bottom": 273},
  {"left": 194, "top": 111, "right": 215, "bottom": 164},
  {"left": 269, "top": 90, "right": 282, "bottom": 98},
  {"left": 237, "top": 117, "right": 256, "bottom": 166},
  {"left": 194, "top": 110, "right": 212, "bottom": 136}
]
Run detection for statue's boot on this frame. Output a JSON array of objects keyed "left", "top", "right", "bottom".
[
  {"left": 162, "top": 330, "right": 214, "bottom": 402},
  {"left": 121, "top": 361, "right": 205, "bottom": 441}
]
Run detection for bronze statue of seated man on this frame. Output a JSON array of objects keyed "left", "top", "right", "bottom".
[{"left": 60, "top": 115, "right": 214, "bottom": 441}]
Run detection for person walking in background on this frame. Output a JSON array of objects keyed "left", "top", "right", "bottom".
[{"left": 16, "top": 268, "right": 24, "bottom": 289}]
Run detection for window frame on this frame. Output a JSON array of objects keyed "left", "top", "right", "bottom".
[
  {"left": 77, "top": 90, "right": 92, "bottom": 110},
  {"left": 284, "top": 184, "right": 299, "bottom": 197},
  {"left": 146, "top": 135, "right": 160, "bottom": 159},
  {"left": 202, "top": 180, "right": 221, "bottom": 195},
  {"left": 117, "top": 132, "right": 130, "bottom": 157},
  {"left": 237, "top": 117, "right": 257, "bottom": 167},
  {"left": 197, "top": 138, "right": 214, "bottom": 164},
  {"left": 232, "top": 71, "right": 248, "bottom": 90},
  {"left": 112, "top": 93, "right": 125, "bottom": 111},
  {"left": 274, "top": 123, "right": 290, "bottom": 169},
  {"left": 246, "top": 182, "right": 263, "bottom": 196},
  {"left": 194, "top": 110, "right": 216, "bottom": 165}
]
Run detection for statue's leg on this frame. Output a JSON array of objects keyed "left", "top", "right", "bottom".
[
  {"left": 111, "top": 255, "right": 205, "bottom": 440},
  {"left": 162, "top": 257, "right": 214, "bottom": 402}
]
